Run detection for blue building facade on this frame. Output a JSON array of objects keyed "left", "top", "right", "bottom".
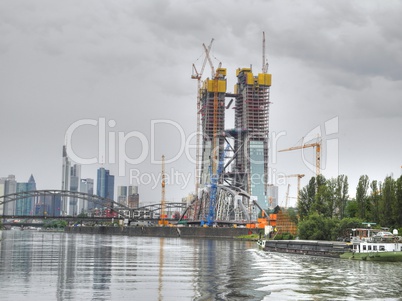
[
  {"left": 96, "top": 168, "right": 114, "bottom": 207},
  {"left": 15, "top": 174, "right": 36, "bottom": 215}
]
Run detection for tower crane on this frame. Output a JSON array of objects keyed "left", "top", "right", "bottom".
[
  {"left": 285, "top": 184, "right": 290, "bottom": 208},
  {"left": 279, "top": 139, "right": 321, "bottom": 176},
  {"left": 262, "top": 31, "right": 268, "bottom": 73},
  {"left": 285, "top": 174, "right": 305, "bottom": 203},
  {"left": 159, "top": 155, "right": 167, "bottom": 226},
  {"left": 191, "top": 39, "right": 214, "bottom": 194}
]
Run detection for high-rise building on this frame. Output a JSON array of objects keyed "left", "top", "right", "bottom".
[
  {"left": 266, "top": 184, "right": 278, "bottom": 209},
  {"left": 198, "top": 67, "right": 271, "bottom": 210},
  {"left": 97, "top": 167, "right": 114, "bottom": 207},
  {"left": 231, "top": 68, "right": 271, "bottom": 209},
  {"left": 128, "top": 185, "right": 139, "bottom": 208},
  {"left": 80, "top": 178, "right": 94, "bottom": 211},
  {"left": 117, "top": 185, "right": 139, "bottom": 208},
  {"left": 61, "top": 145, "right": 71, "bottom": 215},
  {"left": 199, "top": 68, "right": 227, "bottom": 187},
  {"left": 69, "top": 164, "right": 81, "bottom": 215},
  {"left": 36, "top": 193, "right": 61, "bottom": 217},
  {"left": 0, "top": 178, "right": 5, "bottom": 215},
  {"left": 3, "top": 175, "right": 17, "bottom": 215},
  {"left": 117, "top": 186, "right": 127, "bottom": 205},
  {"left": 16, "top": 174, "right": 36, "bottom": 215}
]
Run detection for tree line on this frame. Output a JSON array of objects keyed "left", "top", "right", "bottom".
[{"left": 295, "top": 174, "right": 402, "bottom": 240}]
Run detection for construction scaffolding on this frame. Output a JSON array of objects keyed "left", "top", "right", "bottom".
[
  {"left": 189, "top": 34, "right": 272, "bottom": 225},
  {"left": 200, "top": 68, "right": 227, "bottom": 187},
  {"left": 230, "top": 68, "right": 272, "bottom": 209}
]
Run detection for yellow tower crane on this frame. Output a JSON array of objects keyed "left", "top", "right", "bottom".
[
  {"left": 191, "top": 39, "right": 214, "bottom": 193},
  {"left": 279, "top": 140, "right": 321, "bottom": 176},
  {"left": 285, "top": 174, "right": 305, "bottom": 203},
  {"left": 202, "top": 42, "right": 223, "bottom": 176}
]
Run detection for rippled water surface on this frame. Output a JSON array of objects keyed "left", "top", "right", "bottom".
[{"left": 1, "top": 230, "right": 402, "bottom": 300}]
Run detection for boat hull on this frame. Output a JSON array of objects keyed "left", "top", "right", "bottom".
[
  {"left": 258, "top": 239, "right": 402, "bottom": 262},
  {"left": 340, "top": 251, "right": 402, "bottom": 262},
  {"left": 259, "top": 240, "right": 350, "bottom": 258}
]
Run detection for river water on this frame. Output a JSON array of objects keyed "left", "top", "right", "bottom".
[{"left": 1, "top": 230, "right": 402, "bottom": 301}]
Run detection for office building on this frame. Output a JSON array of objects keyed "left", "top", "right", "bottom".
[
  {"left": 15, "top": 174, "right": 36, "bottom": 215},
  {"left": 2, "top": 175, "right": 17, "bottom": 215},
  {"left": 117, "top": 185, "right": 139, "bottom": 208},
  {"left": 69, "top": 164, "right": 81, "bottom": 215},
  {"left": 266, "top": 184, "right": 279, "bottom": 209},
  {"left": 97, "top": 167, "right": 114, "bottom": 207},
  {"left": 80, "top": 178, "right": 94, "bottom": 211}
]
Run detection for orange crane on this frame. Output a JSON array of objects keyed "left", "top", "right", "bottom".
[
  {"left": 286, "top": 174, "right": 305, "bottom": 203},
  {"left": 191, "top": 39, "right": 214, "bottom": 193},
  {"left": 279, "top": 139, "right": 321, "bottom": 176}
]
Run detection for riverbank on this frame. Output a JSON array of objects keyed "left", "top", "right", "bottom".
[{"left": 65, "top": 225, "right": 256, "bottom": 239}]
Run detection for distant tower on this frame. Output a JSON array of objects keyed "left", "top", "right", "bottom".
[
  {"left": 97, "top": 167, "right": 115, "bottom": 207},
  {"left": 3, "top": 175, "right": 17, "bottom": 215},
  {"left": 117, "top": 186, "right": 128, "bottom": 205},
  {"left": 61, "top": 145, "right": 71, "bottom": 215},
  {"left": 16, "top": 174, "right": 36, "bottom": 215},
  {"left": 0, "top": 178, "right": 5, "bottom": 215},
  {"left": 80, "top": 178, "right": 94, "bottom": 211},
  {"left": 69, "top": 164, "right": 81, "bottom": 215},
  {"left": 266, "top": 184, "right": 278, "bottom": 209},
  {"left": 128, "top": 186, "right": 139, "bottom": 209}
]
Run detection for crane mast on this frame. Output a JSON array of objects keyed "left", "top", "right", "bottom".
[
  {"left": 285, "top": 174, "right": 305, "bottom": 203},
  {"left": 191, "top": 39, "right": 214, "bottom": 194},
  {"left": 262, "top": 31, "right": 268, "bottom": 73},
  {"left": 285, "top": 184, "right": 290, "bottom": 208},
  {"left": 159, "top": 155, "right": 167, "bottom": 226}
]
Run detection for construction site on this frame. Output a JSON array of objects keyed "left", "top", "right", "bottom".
[{"left": 175, "top": 33, "right": 282, "bottom": 231}]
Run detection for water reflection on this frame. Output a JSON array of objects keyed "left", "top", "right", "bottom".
[
  {"left": 0, "top": 231, "right": 271, "bottom": 300},
  {"left": 251, "top": 250, "right": 402, "bottom": 300},
  {"left": 3, "top": 230, "right": 402, "bottom": 300}
]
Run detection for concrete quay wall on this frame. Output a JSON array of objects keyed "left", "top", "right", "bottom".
[{"left": 66, "top": 226, "right": 254, "bottom": 239}]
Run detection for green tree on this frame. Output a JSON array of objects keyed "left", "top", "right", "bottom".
[
  {"left": 286, "top": 207, "right": 299, "bottom": 225},
  {"left": 369, "top": 180, "right": 381, "bottom": 224},
  {"left": 298, "top": 177, "right": 317, "bottom": 220},
  {"left": 297, "top": 212, "right": 338, "bottom": 240},
  {"left": 356, "top": 175, "right": 370, "bottom": 220},
  {"left": 345, "top": 199, "right": 358, "bottom": 218},
  {"left": 335, "top": 217, "right": 363, "bottom": 238},
  {"left": 335, "top": 175, "right": 349, "bottom": 219},
  {"left": 380, "top": 176, "right": 395, "bottom": 227},
  {"left": 311, "top": 175, "right": 330, "bottom": 217},
  {"left": 395, "top": 176, "right": 402, "bottom": 227}
]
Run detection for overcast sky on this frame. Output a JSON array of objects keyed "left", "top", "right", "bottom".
[{"left": 1, "top": 0, "right": 401, "bottom": 206}]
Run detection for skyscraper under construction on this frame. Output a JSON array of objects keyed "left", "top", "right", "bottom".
[
  {"left": 199, "top": 67, "right": 227, "bottom": 187},
  {"left": 197, "top": 52, "right": 272, "bottom": 212},
  {"left": 231, "top": 68, "right": 271, "bottom": 209}
]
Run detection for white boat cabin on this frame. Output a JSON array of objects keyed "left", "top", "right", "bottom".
[{"left": 350, "top": 228, "right": 402, "bottom": 253}]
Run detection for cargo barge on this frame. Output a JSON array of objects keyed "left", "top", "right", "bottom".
[
  {"left": 257, "top": 239, "right": 350, "bottom": 258},
  {"left": 258, "top": 228, "right": 402, "bottom": 262}
]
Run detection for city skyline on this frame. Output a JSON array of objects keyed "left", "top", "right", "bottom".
[{"left": 1, "top": 1, "right": 401, "bottom": 206}]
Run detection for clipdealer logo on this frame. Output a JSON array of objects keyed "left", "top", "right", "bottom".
[{"left": 64, "top": 116, "right": 339, "bottom": 188}]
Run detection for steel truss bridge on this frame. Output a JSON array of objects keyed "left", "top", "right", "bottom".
[
  {"left": 0, "top": 188, "right": 260, "bottom": 225},
  {"left": 0, "top": 190, "right": 186, "bottom": 221}
]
